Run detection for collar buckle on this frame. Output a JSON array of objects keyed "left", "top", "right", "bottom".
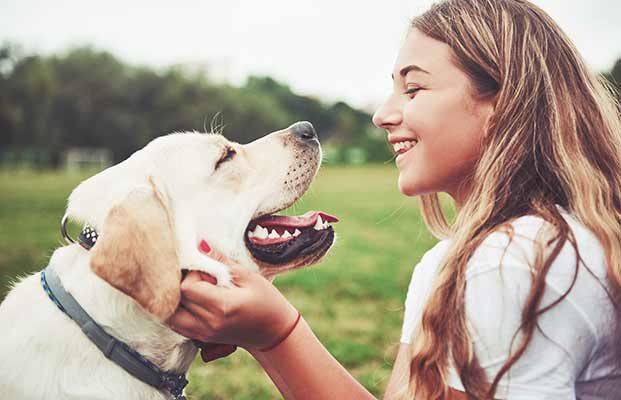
[{"left": 161, "top": 374, "right": 189, "bottom": 399}]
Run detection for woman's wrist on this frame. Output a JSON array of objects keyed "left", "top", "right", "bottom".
[
  {"left": 259, "top": 309, "right": 302, "bottom": 352},
  {"left": 249, "top": 316, "right": 375, "bottom": 400}
]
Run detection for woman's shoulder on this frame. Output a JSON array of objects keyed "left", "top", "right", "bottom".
[
  {"left": 415, "top": 205, "right": 605, "bottom": 276},
  {"left": 460, "top": 206, "right": 618, "bottom": 388},
  {"left": 468, "top": 204, "right": 607, "bottom": 277},
  {"left": 411, "top": 238, "right": 453, "bottom": 281},
  {"left": 412, "top": 204, "right": 609, "bottom": 295}
]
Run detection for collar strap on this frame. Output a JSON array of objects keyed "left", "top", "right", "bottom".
[{"left": 40, "top": 267, "right": 188, "bottom": 399}]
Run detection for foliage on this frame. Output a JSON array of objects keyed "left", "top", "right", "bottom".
[{"left": 0, "top": 43, "right": 391, "bottom": 166}]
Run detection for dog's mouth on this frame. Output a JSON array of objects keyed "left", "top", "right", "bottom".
[{"left": 244, "top": 211, "right": 338, "bottom": 266}]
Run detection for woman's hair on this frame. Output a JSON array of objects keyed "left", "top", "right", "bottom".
[{"left": 404, "top": 0, "right": 621, "bottom": 398}]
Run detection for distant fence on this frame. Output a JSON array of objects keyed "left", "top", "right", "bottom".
[
  {"left": 0, "top": 147, "right": 52, "bottom": 169},
  {"left": 0, "top": 147, "right": 111, "bottom": 171},
  {"left": 63, "top": 148, "right": 112, "bottom": 172}
]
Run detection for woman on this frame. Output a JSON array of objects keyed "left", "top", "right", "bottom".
[{"left": 168, "top": 0, "right": 621, "bottom": 398}]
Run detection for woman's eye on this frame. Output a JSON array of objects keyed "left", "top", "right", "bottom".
[
  {"left": 216, "top": 147, "right": 236, "bottom": 169},
  {"left": 404, "top": 87, "right": 422, "bottom": 97}
]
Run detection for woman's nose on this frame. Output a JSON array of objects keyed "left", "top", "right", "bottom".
[{"left": 372, "top": 97, "right": 402, "bottom": 130}]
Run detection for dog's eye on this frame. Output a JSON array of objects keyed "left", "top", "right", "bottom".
[{"left": 215, "top": 147, "right": 236, "bottom": 169}]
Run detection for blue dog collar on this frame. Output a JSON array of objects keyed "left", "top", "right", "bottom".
[{"left": 41, "top": 266, "right": 188, "bottom": 400}]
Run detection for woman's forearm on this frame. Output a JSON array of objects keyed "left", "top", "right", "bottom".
[
  {"left": 252, "top": 351, "right": 298, "bottom": 400},
  {"left": 250, "top": 317, "right": 376, "bottom": 400}
]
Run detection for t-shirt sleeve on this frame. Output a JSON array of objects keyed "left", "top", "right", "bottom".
[
  {"left": 446, "top": 262, "right": 589, "bottom": 399},
  {"left": 400, "top": 262, "right": 426, "bottom": 344},
  {"left": 400, "top": 243, "right": 446, "bottom": 344}
]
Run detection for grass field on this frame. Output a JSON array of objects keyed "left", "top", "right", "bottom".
[{"left": 0, "top": 165, "right": 453, "bottom": 399}]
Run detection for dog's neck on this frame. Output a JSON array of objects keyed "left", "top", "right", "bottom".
[{"left": 49, "top": 245, "right": 197, "bottom": 373}]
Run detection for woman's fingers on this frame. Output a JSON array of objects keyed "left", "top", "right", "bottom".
[
  {"left": 200, "top": 242, "right": 235, "bottom": 266},
  {"left": 227, "top": 262, "right": 254, "bottom": 285},
  {"left": 206, "top": 247, "right": 230, "bottom": 263},
  {"left": 180, "top": 296, "right": 219, "bottom": 325},
  {"left": 180, "top": 274, "right": 232, "bottom": 309},
  {"left": 167, "top": 306, "right": 212, "bottom": 340}
]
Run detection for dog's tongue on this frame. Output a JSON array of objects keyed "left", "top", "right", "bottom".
[{"left": 252, "top": 211, "right": 338, "bottom": 229}]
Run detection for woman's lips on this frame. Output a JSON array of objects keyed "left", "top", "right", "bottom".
[{"left": 396, "top": 145, "right": 416, "bottom": 163}]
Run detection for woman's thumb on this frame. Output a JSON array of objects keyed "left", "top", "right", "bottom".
[
  {"left": 198, "top": 239, "right": 252, "bottom": 285},
  {"left": 200, "top": 240, "right": 235, "bottom": 264}
]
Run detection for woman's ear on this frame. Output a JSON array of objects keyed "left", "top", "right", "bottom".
[{"left": 89, "top": 177, "right": 181, "bottom": 321}]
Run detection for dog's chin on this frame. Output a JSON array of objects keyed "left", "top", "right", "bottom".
[{"left": 243, "top": 211, "right": 337, "bottom": 277}]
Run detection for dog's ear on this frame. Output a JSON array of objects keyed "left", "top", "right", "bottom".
[
  {"left": 89, "top": 178, "right": 181, "bottom": 321},
  {"left": 66, "top": 150, "right": 152, "bottom": 231}
]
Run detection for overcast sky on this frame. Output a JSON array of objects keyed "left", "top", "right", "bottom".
[{"left": 1, "top": 1, "right": 619, "bottom": 111}]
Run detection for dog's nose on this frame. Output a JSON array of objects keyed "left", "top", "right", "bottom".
[{"left": 290, "top": 121, "right": 318, "bottom": 142}]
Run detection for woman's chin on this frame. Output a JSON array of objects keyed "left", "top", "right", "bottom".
[
  {"left": 398, "top": 176, "right": 419, "bottom": 197},
  {"left": 398, "top": 175, "right": 435, "bottom": 197}
]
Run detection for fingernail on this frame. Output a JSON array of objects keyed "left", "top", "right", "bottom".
[{"left": 199, "top": 239, "right": 211, "bottom": 254}]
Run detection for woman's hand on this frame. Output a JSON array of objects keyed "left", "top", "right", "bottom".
[{"left": 167, "top": 251, "right": 299, "bottom": 350}]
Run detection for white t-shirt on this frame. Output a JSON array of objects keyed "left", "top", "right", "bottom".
[{"left": 400, "top": 205, "right": 621, "bottom": 399}]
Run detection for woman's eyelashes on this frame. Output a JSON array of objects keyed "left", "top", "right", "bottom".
[{"left": 404, "top": 85, "right": 424, "bottom": 98}]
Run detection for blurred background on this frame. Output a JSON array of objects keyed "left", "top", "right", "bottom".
[{"left": 1, "top": 1, "right": 620, "bottom": 399}]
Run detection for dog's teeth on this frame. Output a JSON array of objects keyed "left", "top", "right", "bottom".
[
  {"left": 254, "top": 225, "right": 268, "bottom": 239},
  {"left": 314, "top": 216, "right": 324, "bottom": 230},
  {"left": 293, "top": 229, "right": 301, "bottom": 237},
  {"left": 268, "top": 229, "right": 280, "bottom": 239},
  {"left": 282, "top": 230, "right": 292, "bottom": 238},
  {"left": 247, "top": 230, "right": 254, "bottom": 238},
  {"left": 323, "top": 221, "right": 329, "bottom": 229}
]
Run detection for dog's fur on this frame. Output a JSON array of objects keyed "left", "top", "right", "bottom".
[{"left": 0, "top": 125, "right": 332, "bottom": 399}]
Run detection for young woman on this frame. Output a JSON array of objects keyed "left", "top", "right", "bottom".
[{"left": 168, "top": 0, "right": 621, "bottom": 398}]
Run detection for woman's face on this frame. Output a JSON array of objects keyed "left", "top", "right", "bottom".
[{"left": 373, "top": 29, "right": 494, "bottom": 206}]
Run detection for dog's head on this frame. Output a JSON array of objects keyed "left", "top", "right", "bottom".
[{"left": 65, "top": 122, "right": 337, "bottom": 321}]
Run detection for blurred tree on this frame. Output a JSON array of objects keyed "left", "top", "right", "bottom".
[
  {"left": 0, "top": 44, "right": 393, "bottom": 166},
  {"left": 244, "top": 76, "right": 335, "bottom": 139},
  {"left": 0, "top": 44, "right": 22, "bottom": 149}
]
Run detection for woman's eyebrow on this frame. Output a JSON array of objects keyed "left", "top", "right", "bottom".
[{"left": 391, "top": 64, "right": 431, "bottom": 80}]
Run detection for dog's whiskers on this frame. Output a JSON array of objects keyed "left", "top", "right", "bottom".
[
  {"left": 375, "top": 200, "right": 408, "bottom": 226},
  {"left": 206, "top": 111, "right": 226, "bottom": 135}
]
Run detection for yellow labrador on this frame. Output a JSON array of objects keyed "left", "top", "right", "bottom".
[{"left": 0, "top": 122, "right": 338, "bottom": 399}]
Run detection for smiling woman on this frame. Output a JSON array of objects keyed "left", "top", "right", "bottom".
[
  {"left": 166, "top": 1, "right": 621, "bottom": 399},
  {"left": 375, "top": 28, "right": 495, "bottom": 204}
]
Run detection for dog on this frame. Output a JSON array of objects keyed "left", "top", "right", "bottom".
[{"left": 0, "top": 121, "right": 338, "bottom": 399}]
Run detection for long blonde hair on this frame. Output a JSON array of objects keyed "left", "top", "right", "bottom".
[{"left": 404, "top": 0, "right": 621, "bottom": 398}]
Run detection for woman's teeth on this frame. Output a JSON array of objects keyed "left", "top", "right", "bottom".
[{"left": 393, "top": 140, "right": 418, "bottom": 153}]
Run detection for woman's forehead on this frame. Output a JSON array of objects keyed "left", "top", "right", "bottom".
[{"left": 393, "top": 29, "right": 455, "bottom": 79}]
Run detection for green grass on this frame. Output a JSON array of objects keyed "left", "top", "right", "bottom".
[{"left": 0, "top": 165, "right": 452, "bottom": 399}]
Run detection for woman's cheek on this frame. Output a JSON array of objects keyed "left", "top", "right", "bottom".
[{"left": 402, "top": 98, "right": 425, "bottom": 127}]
